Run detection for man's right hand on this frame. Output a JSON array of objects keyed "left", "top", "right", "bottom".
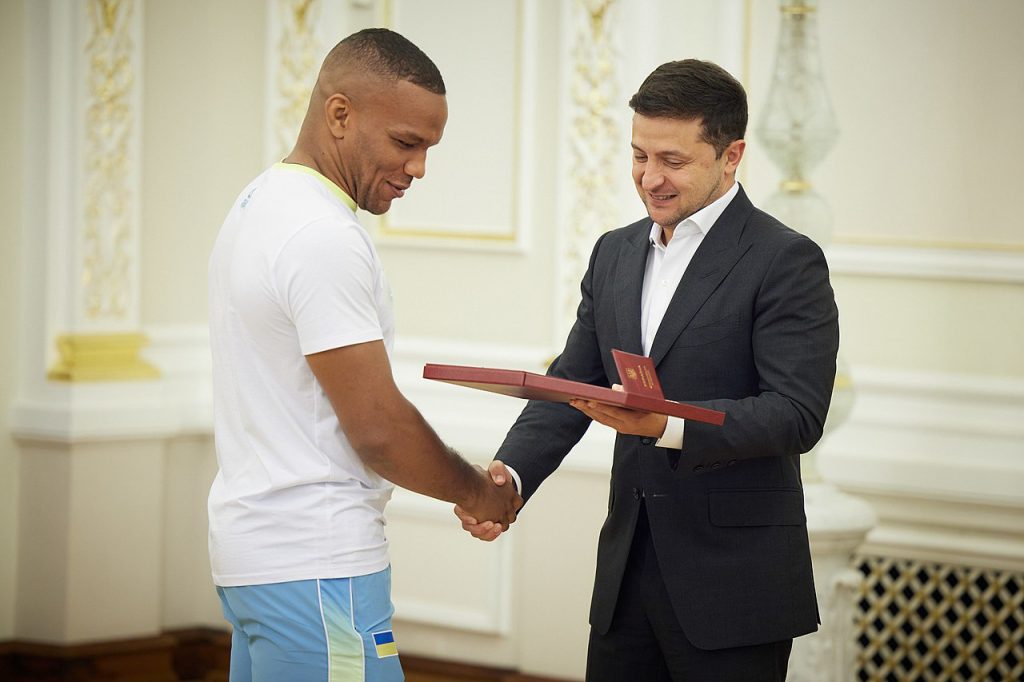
[{"left": 455, "top": 460, "right": 519, "bottom": 542}]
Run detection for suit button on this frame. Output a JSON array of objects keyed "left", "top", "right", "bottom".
[
  {"left": 632, "top": 487, "right": 643, "bottom": 500},
  {"left": 693, "top": 465, "right": 704, "bottom": 473},
  {"left": 728, "top": 459, "right": 737, "bottom": 467},
  {"left": 711, "top": 461, "right": 721, "bottom": 469},
  {"left": 640, "top": 437, "right": 653, "bottom": 445}
]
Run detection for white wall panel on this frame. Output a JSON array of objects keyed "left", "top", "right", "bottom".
[
  {"left": 387, "top": 490, "right": 515, "bottom": 635},
  {"left": 377, "top": 0, "right": 524, "bottom": 246},
  {"left": 373, "top": 0, "right": 560, "bottom": 347}
]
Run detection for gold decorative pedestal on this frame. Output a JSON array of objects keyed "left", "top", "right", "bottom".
[{"left": 47, "top": 333, "right": 159, "bottom": 382}]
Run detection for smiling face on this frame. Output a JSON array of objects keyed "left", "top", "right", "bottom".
[
  {"left": 630, "top": 113, "right": 744, "bottom": 233},
  {"left": 339, "top": 79, "right": 448, "bottom": 215}
]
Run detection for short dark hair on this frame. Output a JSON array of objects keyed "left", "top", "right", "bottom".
[
  {"left": 628, "top": 59, "right": 746, "bottom": 157},
  {"left": 325, "top": 28, "right": 445, "bottom": 95}
]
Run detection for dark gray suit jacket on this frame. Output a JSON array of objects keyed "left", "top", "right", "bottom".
[{"left": 496, "top": 186, "right": 839, "bottom": 650}]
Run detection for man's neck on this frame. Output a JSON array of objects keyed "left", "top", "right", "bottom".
[{"left": 283, "top": 147, "right": 351, "bottom": 199}]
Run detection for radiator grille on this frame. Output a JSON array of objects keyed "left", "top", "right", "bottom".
[{"left": 855, "top": 556, "right": 1023, "bottom": 681}]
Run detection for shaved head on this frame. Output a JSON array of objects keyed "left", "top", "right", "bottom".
[
  {"left": 320, "top": 28, "right": 445, "bottom": 95},
  {"left": 306, "top": 28, "right": 446, "bottom": 134}
]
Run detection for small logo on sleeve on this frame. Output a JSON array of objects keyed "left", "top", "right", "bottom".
[{"left": 372, "top": 630, "right": 398, "bottom": 658}]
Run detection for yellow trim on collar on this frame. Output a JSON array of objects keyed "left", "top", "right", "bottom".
[{"left": 275, "top": 162, "right": 357, "bottom": 212}]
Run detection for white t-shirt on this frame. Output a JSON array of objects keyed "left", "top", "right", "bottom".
[{"left": 207, "top": 163, "right": 395, "bottom": 587}]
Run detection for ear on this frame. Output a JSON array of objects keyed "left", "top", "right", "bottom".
[
  {"left": 324, "top": 93, "right": 352, "bottom": 139},
  {"left": 724, "top": 139, "right": 745, "bottom": 173}
]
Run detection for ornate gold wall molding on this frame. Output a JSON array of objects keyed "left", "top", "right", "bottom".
[
  {"left": 39, "top": 0, "right": 156, "bottom": 382},
  {"left": 82, "top": 0, "right": 136, "bottom": 321},
  {"left": 270, "top": 0, "right": 323, "bottom": 162},
  {"left": 562, "top": 0, "right": 622, "bottom": 328}
]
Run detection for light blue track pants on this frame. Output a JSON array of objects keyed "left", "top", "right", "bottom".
[{"left": 217, "top": 568, "right": 404, "bottom": 681}]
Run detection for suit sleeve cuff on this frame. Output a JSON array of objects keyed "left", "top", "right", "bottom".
[
  {"left": 503, "top": 464, "right": 523, "bottom": 494},
  {"left": 655, "top": 416, "right": 685, "bottom": 450}
]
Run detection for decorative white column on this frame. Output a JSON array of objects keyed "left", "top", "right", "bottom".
[
  {"left": 555, "top": 0, "right": 624, "bottom": 338},
  {"left": 755, "top": 2, "right": 876, "bottom": 679},
  {"left": 11, "top": 0, "right": 170, "bottom": 645},
  {"left": 40, "top": 0, "right": 156, "bottom": 382},
  {"left": 266, "top": 0, "right": 323, "bottom": 164}
]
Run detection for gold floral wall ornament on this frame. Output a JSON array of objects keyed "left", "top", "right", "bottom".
[
  {"left": 563, "top": 0, "right": 621, "bottom": 328},
  {"left": 82, "top": 0, "right": 135, "bottom": 320},
  {"left": 583, "top": 0, "right": 612, "bottom": 39},
  {"left": 273, "top": 0, "right": 323, "bottom": 161}
]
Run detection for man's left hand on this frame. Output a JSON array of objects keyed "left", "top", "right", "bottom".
[{"left": 569, "top": 391, "right": 668, "bottom": 439}]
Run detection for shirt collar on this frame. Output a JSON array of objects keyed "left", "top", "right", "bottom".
[
  {"left": 274, "top": 162, "right": 357, "bottom": 212},
  {"left": 649, "top": 181, "right": 741, "bottom": 246}
]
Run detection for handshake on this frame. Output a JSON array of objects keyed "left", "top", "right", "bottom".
[{"left": 454, "top": 461, "right": 521, "bottom": 542}]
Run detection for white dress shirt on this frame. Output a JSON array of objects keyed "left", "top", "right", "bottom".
[{"left": 645, "top": 181, "right": 739, "bottom": 449}]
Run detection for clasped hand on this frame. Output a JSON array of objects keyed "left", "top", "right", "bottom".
[
  {"left": 454, "top": 387, "right": 665, "bottom": 542},
  {"left": 456, "top": 462, "right": 522, "bottom": 540},
  {"left": 454, "top": 461, "right": 517, "bottom": 542}
]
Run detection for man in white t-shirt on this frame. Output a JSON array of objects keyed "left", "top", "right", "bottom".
[{"left": 207, "top": 28, "right": 521, "bottom": 682}]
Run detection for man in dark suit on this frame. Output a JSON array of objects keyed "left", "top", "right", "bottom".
[{"left": 457, "top": 59, "right": 838, "bottom": 681}]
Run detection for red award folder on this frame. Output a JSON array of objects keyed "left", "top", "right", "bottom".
[
  {"left": 611, "top": 349, "right": 665, "bottom": 399},
  {"left": 422, "top": 352, "right": 726, "bottom": 426}
]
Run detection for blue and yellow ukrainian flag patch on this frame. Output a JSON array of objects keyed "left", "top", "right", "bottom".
[{"left": 372, "top": 630, "right": 398, "bottom": 658}]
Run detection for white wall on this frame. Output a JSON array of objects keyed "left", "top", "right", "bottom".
[
  {"left": 2, "top": 0, "right": 1022, "bottom": 678},
  {"left": 748, "top": 0, "right": 1024, "bottom": 249},
  {"left": 140, "top": 0, "right": 267, "bottom": 328}
]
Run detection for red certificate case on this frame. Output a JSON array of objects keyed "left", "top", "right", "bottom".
[{"left": 422, "top": 363, "right": 726, "bottom": 426}]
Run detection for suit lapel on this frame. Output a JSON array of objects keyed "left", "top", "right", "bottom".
[
  {"left": 649, "top": 188, "right": 755, "bottom": 368},
  {"left": 612, "top": 224, "right": 651, "bottom": 356}
]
